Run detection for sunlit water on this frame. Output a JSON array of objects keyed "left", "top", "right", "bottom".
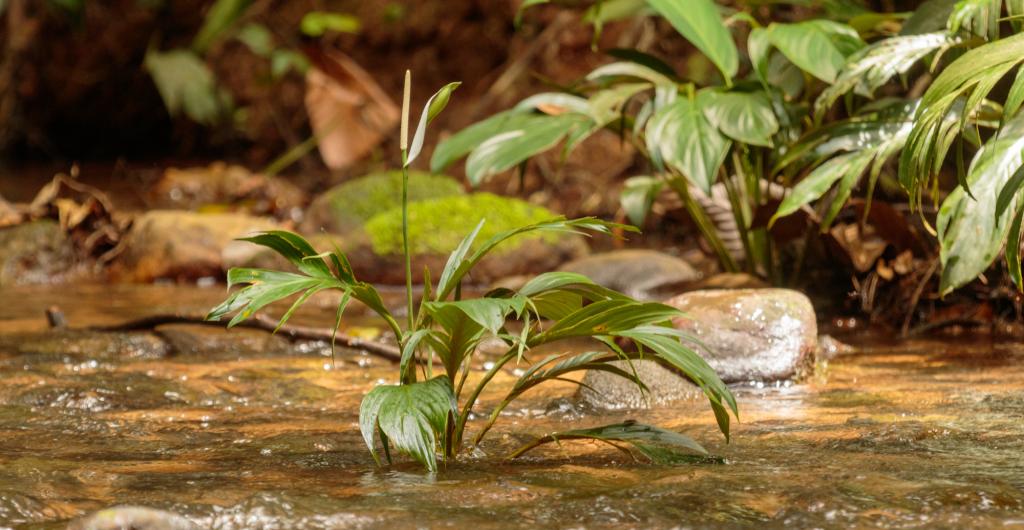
[{"left": 1, "top": 285, "right": 1023, "bottom": 529}]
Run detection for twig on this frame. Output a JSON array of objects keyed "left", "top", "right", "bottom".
[
  {"left": 44, "top": 307, "right": 403, "bottom": 362},
  {"left": 900, "top": 257, "right": 939, "bottom": 337}
]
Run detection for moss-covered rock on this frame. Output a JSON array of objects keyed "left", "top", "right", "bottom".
[
  {"left": 344, "top": 193, "right": 588, "bottom": 284},
  {"left": 302, "top": 170, "right": 464, "bottom": 234},
  {"left": 364, "top": 192, "right": 560, "bottom": 255}
]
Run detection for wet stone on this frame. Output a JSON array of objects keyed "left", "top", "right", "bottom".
[
  {"left": 0, "top": 330, "right": 170, "bottom": 361},
  {"left": 0, "top": 219, "right": 77, "bottom": 287},
  {"left": 67, "top": 506, "right": 199, "bottom": 530},
  {"left": 557, "top": 249, "right": 701, "bottom": 301},
  {"left": 578, "top": 360, "right": 703, "bottom": 409}
]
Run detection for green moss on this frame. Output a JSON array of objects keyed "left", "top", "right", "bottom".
[
  {"left": 323, "top": 170, "right": 464, "bottom": 228},
  {"left": 365, "top": 193, "right": 561, "bottom": 255}
]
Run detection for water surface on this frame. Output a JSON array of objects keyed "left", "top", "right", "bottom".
[{"left": 1, "top": 285, "right": 1023, "bottom": 529}]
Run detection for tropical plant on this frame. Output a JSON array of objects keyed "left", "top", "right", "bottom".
[
  {"left": 206, "top": 73, "right": 738, "bottom": 472},
  {"left": 436, "top": 0, "right": 1024, "bottom": 298},
  {"left": 432, "top": 0, "right": 874, "bottom": 280}
]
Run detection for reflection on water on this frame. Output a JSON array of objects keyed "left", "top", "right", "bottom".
[{"left": 2, "top": 285, "right": 1024, "bottom": 528}]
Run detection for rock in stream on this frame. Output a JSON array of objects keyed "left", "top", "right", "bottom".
[{"left": 579, "top": 288, "right": 818, "bottom": 408}]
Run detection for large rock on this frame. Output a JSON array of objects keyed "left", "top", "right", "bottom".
[
  {"left": 348, "top": 192, "right": 588, "bottom": 284},
  {"left": 558, "top": 249, "right": 701, "bottom": 300},
  {"left": 579, "top": 288, "right": 817, "bottom": 408},
  {"left": 148, "top": 163, "right": 306, "bottom": 219},
  {"left": 302, "top": 170, "right": 464, "bottom": 235},
  {"left": 0, "top": 219, "right": 76, "bottom": 286},
  {"left": 113, "top": 211, "right": 280, "bottom": 282},
  {"left": 67, "top": 506, "right": 197, "bottom": 530}
]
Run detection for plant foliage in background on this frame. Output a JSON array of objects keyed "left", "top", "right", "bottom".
[
  {"left": 207, "top": 74, "right": 737, "bottom": 472},
  {"left": 438, "top": 0, "right": 1024, "bottom": 296}
]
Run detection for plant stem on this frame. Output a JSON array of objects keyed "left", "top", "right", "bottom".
[
  {"left": 401, "top": 151, "right": 414, "bottom": 333},
  {"left": 454, "top": 349, "right": 517, "bottom": 449}
]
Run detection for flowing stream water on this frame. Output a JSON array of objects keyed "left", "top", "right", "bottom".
[{"left": 1, "top": 284, "right": 1023, "bottom": 529}]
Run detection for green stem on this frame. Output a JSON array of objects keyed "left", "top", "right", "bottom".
[
  {"left": 401, "top": 151, "right": 414, "bottom": 333},
  {"left": 454, "top": 349, "right": 517, "bottom": 449}
]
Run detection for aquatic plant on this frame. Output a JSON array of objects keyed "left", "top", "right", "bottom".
[{"left": 207, "top": 73, "right": 737, "bottom": 472}]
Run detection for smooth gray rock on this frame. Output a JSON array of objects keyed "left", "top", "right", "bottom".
[
  {"left": 668, "top": 288, "right": 817, "bottom": 383},
  {"left": 557, "top": 249, "right": 701, "bottom": 300},
  {"left": 68, "top": 506, "right": 198, "bottom": 530},
  {"left": 578, "top": 288, "right": 817, "bottom": 408}
]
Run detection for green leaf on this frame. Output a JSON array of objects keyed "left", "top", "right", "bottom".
[
  {"left": 771, "top": 150, "right": 875, "bottom": 227},
  {"left": 815, "top": 32, "right": 955, "bottom": 117},
  {"left": 605, "top": 49, "right": 678, "bottom": 79},
  {"left": 144, "top": 48, "right": 227, "bottom": 126},
  {"left": 239, "top": 231, "right": 334, "bottom": 278},
  {"left": 359, "top": 377, "right": 457, "bottom": 471},
  {"left": 645, "top": 97, "right": 730, "bottom": 193},
  {"left": 532, "top": 299, "right": 681, "bottom": 344},
  {"left": 509, "top": 421, "right": 710, "bottom": 463},
  {"left": 300, "top": 11, "right": 361, "bottom": 37},
  {"left": 947, "top": 0, "right": 1000, "bottom": 40},
  {"left": 938, "top": 113, "right": 1024, "bottom": 294},
  {"left": 192, "top": 0, "right": 251, "bottom": 54},
  {"left": 205, "top": 269, "right": 331, "bottom": 327},
  {"left": 1004, "top": 66, "right": 1024, "bottom": 121},
  {"left": 430, "top": 111, "right": 536, "bottom": 173},
  {"left": 425, "top": 297, "right": 526, "bottom": 336},
  {"left": 587, "top": 60, "right": 676, "bottom": 87},
  {"left": 236, "top": 23, "right": 274, "bottom": 57},
  {"left": 646, "top": 0, "right": 738, "bottom": 84},
  {"left": 900, "top": 0, "right": 958, "bottom": 35},
  {"left": 465, "top": 113, "right": 590, "bottom": 185},
  {"left": 620, "top": 175, "right": 663, "bottom": 226},
  {"left": 583, "top": 0, "right": 648, "bottom": 28},
  {"left": 766, "top": 20, "right": 864, "bottom": 83},
  {"left": 698, "top": 90, "right": 779, "bottom": 147},
  {"left": 434, "top": 217, "right": 632, "bottom": 301},
  {"left": 406, "top": 81, "right": 461, "bottom": 167}
]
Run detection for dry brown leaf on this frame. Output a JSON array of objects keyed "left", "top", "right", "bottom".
[{"left": 304, "top": 50, "right": 399, "bottom": 170}]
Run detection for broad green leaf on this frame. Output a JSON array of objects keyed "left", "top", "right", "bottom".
[
  {"left": 406, "top": 81, "right": 461, "bottom": 167},
  {"left": 425, "top": 297, "right": 526, "bottom": 335},
  {"left": 192, "top": 0, "right": 251, "bottom": 53},
  {"left": 359, "top": 377, "right": 457, "bottom": 471},
  {"left": 509, "top": 421, "right": 710, "bottom": 462},
  {"left": 937, "top": 113, "right": 1024, "bottom": 294},
  {"left": 766, "top": 20, "right": 864, "bottom": 83},
  {"left": 698, "top": 90, "right": 779, "bottom": 147},
  {"left": 620, "top": 175, "right": 663, "bottom": 225},
  {"left": 747, "top": 27, "right": 772, "bottom": 85},
  {"left": 645, "top": 97, "right": 730, "bottom": 193},
  {"left": 646, "top": 0, "right": 738, "bottom": 84},
  {"left": 465, "top": 113, "right": 590, "bottom": 185},
  {"left": 144, "top": 48, "right": 227, "bottom": 126},
  {"left": 300, "top": 11, "right": 361, "bottom": 36}
]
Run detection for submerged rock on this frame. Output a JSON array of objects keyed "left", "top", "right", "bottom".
[
  {"left": 579, "top": 288, "right": 817, "bottom": 408},
  {"left": 302, "top": 170, "right": 464, "bottom": 235},
  {"left": 0, "top": 219, "right": 77, "bottom": 286},
  {"left": 112, "top": 211, "right": 280, "bottom": 282},
  {"left": 578, "top": 360, "right": 703, "bottom": 409},
  {"left": 557, "top": 249, "right": 701, "bottom": 300},
  {"left": 68, "top": 506, "right": 198, "bottom": 530},
  {"left": 346, "top": 193, "right": 588, "bottom": 284}
]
